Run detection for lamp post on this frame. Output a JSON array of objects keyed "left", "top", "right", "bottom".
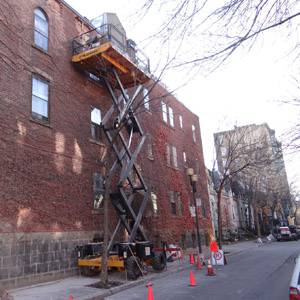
[{"left": 187, "top": 168, "right": 202, "bottom": 254}]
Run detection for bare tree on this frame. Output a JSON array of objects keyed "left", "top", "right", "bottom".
[
  {"left": 137, "top": 0, "right": 300, "bottom": 70},
  {"left": 213, "top": 125, "right": 275, "bottom": 248},
  {"left": 281, "top": 97, "right": 300, "bottom": 153}
]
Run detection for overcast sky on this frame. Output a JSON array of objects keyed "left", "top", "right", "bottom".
[{"left": 66, "top": 0, "right": 300, "bottom": 192}]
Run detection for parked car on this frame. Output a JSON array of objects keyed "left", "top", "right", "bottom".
[
  {"left": 273, "top": 226, "right": 293, "bottom": 241},
  {"left": 289, "top": 225, "right": 300, "bottom": 240},
  {"left": 289, "top": 254, "right": 300, "bottom": 299}
]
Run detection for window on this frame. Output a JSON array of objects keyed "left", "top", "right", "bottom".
[
  {"left": 147, "top": 135, "right": 154, "bottom": 159},
  {"left": 89, "top": 73, "right": 100, "bottom": 82},
  {"left": 93, "top": 173, "right": 104, "bottom": 209},
  {"left": 179, "top": 115, "right": 183, "bottom": 128},
  {"left": 143, "top": 88, "right": 150, "bottom": 110},
  {"left": 34, "top": 8, "right": 48, "bottom": 51},
  {"left": 151, "top": 192, "right": 158, "bottom": 215},
  {"left": 91, "top": 107, "right": 101, "bottom": 141},
  {"left": 166, "top": 144, "right": 171, "bottom": 165},
  {"left": 162, "top": 101, "right": 168, "bottom": 123},
  {"left": 172, "top": 146, "right": 178, "bottom": 168},
  {"left": 166, "top": 144, "right": 178, "bottom": 168},
  {"left": 169, "top": 107, "right": 174, "bottom": 127},
  {"left": 177, "top": 192, "right": 183, "bottom": 216},
  {"left": 183, "top": 151, "right": 187, "bottom": 163},
  {"left": 161, "top": 100, "right": 174, "bottom": 126},
  {"left": 169, "top": 191, "right": 176, "bottom": 215},
  {"left": 31, "top": 75, "right": 49, "bottom": 121},
  {"left": 221, "top": 146, "right": 227, "bottom": 156},
  {"left": 192, "top": 125, "right": 196, "bottom": 142}
]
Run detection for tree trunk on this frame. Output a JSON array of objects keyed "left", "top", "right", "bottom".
[
  {"left": 254, "top": 205, "right": 261, "bottom": 237},
  {"left": 100, "top": 174, "right": 111, "bottom": 287},
  {"left": 247, "top": 197, "right": 252, "bottom": 231},
  {"left": 217, "top": 189, "right": 223, "bottom": 249}
]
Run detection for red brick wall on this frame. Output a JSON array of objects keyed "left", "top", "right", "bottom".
[
  {"left": 0, "top": 0, "right": 212, "bottom": 245},
  {"left": 136, "top": 83, "right": 213, "bottom": 245},
  {"left": 0, "top": 0, "right": 111, "bottom": 233}
]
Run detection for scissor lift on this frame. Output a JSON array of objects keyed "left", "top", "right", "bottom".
[{"left": 72, "top": 23, "right": 166, "bottom": 279}]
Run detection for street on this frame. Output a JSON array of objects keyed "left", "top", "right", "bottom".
[{"left": 107, "top": 240, "right": 300, "bottom": 300}]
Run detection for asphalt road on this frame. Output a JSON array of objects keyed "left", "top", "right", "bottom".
[{"left": 106, "top": 240, "right": 300, "bottom": 300}]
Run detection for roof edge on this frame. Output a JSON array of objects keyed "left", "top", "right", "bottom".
[{"left": 60, "top": 0, "right": 93, "bottom": 27}]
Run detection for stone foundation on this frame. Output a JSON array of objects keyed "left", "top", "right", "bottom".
[{"left": 0, "top": 231, "right": 99, "bottom": 289}]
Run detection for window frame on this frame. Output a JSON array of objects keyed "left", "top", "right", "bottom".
[
  {"left": 162, "top": 101, "right": 168, "bottom": 123},
  {"left": 143, "top": 88, "right": 150, "bottom": 110},
  {"left": 192, "top": 125, "right": 196, "bottom": 142},
  {"left": 93, "top": 172, "right": 104, "bottom": 210},
  {"left": 151, "top": 192, "right": 158, "bottom": 215},
  {"left": 166, "top": 143, "right": 171, "bottom": 166},
  {"left": 172, "top": 145, "right": 178, "bottom": 168},
  {"left": 91, "top": 106, "right": 102, "bottom": 142},
  {"left": 168, "top": 106, "right": 174, "bottom": 127},
  {"left": 176, "top": 192, "right": 183, "bottom": 216},
  {"left": 179, "top": 115, "right": 183, "bottom": 128},
  {"left": 169, "top": 191, "right": 176, "bottom": 215},
  {"left": 183, "top": 151, "right": 187, "bottom": 164},
  {"left": 33, "top": 8, "right": 49, "bottom": 52},
  {"left": 147, "top": 135, "right": 154, "bottom": 159},
  {"left": 31, "top": 74, "right": 50, "bottom": 123}
]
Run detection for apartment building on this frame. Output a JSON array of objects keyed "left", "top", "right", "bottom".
[{"left": 0, "top": 0, "right": 212, "bottom": 288}]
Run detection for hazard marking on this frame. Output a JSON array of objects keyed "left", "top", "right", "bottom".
[{"left": 214, "top": 251, "right": 222, "bottom": 260}]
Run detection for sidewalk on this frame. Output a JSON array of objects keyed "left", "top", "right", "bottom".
[{"left": 9, "top": 241, "right": 255, "bottom": 300}]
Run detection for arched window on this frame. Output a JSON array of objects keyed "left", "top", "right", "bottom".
[{"left": 34, "top": 8, "right": 48, "bottom": 51}]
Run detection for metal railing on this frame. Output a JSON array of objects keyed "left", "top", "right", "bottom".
[{"left": 72, "top": 24, "right": 150, "bottom": 74}]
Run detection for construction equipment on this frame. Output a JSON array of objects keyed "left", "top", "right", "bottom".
[{"left": 72, "top": 13, "right": 166, "bottom": 279}]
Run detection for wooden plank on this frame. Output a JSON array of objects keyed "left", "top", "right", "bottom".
[{"left": 101, "top": 53, "right": 128, "bottom": 73}]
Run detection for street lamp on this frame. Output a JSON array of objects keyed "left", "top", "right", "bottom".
[{"left": 187, "top": 168, "right": 202, "bottom": 254}]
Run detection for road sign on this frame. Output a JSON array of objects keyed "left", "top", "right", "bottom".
[{"left": 211, "top": 250, "right": 224, "bottom": 266}]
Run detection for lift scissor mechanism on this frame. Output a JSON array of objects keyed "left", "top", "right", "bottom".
[{"left": 72, "top": 18, "right": 167, "bottom": 279}]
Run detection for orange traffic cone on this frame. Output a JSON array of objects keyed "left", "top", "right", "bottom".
[
  {"left": 189, "top": 253, "right": 195, "bottom": 265},
  {"left": 146, "top": 282, "right": 154, "bottom": 300},
  {"left": 189, "top": 270, "right": 196, "bottom": 286},
  {"left": 206, "top": 259, "right": 216, "bottom": 276},
  {"left": 69, "top": 294, "right": 74, "bottom": 300},
  {"left": 196, "top": 255, "right": 202, "bottom": 270}
]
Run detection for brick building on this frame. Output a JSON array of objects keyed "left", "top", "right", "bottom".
[
  {"left": 214, "top": 123, "right": 290, "bottom": 235},
  {"left": 0, "top": 0, "right": 212, "bottom": 288}
]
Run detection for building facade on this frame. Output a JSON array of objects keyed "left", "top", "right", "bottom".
[
  {"left": 207, "top": 169, "right": 239, "bottom": 239},
  {"left": 214, "top": 123, "right": 290, "bottom": 234},
  {"left": 0, "top": 0, "right": 212, "bottom": 288}
]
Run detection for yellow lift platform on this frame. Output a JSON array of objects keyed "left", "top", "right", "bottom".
[{"left": 71, "top": 24, "right": 150, "bottom": 88}]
